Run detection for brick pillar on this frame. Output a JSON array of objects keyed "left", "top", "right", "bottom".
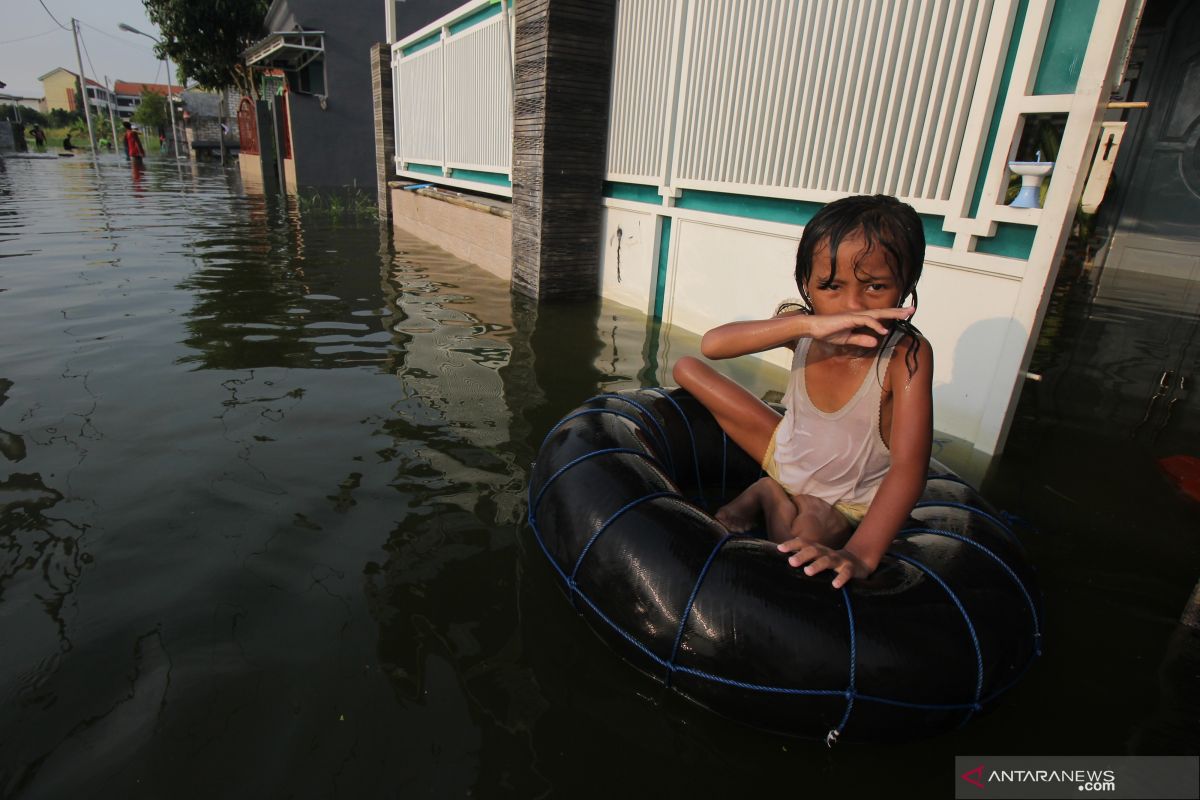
[
  {"left": 370, "top": 42, "right": 396, "bottom": 223},
  {"left": 511, "top": 0, "right": 617, "bottom": 301}
]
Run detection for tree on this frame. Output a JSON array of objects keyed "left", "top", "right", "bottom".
[
  {"left": 48, "top": 109, "right": 83, "bottom": 128},
  {"left": 142, "top": 0, "right": 270, "bottom": 97},
  {"left": 132, "top": 89, "right": 169, "bottom": 131},
  {"left": 1, "top": 105, "right": 48, "bottom": 126}
]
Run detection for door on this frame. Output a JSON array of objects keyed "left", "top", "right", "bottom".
[{"left": 1041, "top": 0, "right": 1200, "bottom": 450}]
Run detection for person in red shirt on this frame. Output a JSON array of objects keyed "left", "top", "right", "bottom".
[{"left": 123, "top": 122, "right": 145, "bottom": 160}]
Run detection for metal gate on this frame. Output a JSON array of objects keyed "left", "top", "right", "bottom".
[{"left": 237, "top": 97, "right": 259, "bottom": 155}]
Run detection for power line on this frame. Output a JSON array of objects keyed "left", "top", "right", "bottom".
[
  {"left": 78, "top": 20, "right": 153, "bottom": 50},
  {"left": 35, "top": 0, "right": 70, "bottom": 31},
  {"left": 0, "top": 27, "right": 60, "bottom": 45},
  {"left": 78, "top": 27, "right": 101, "bottom": 86}
]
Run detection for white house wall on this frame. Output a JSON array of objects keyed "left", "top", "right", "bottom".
[
  {"left": 665, "top": 217, "right": 801, "bottom": 373},
  {"left": 600, "top": 208, "right": 660, "bottom": 314}
]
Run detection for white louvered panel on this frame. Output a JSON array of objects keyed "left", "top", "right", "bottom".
[
  {"left": 619, "top": 0, "right": 998, "bottom": 207},
  {"left": 814, "top": 0, "right": 869, "bottom": 191},
  {"left": 933, "top": 0, "right": 994, "bottom": 200},
  {"left": 873, "top": 1, "right": 934, "bottom": 196},
  {"left": 398, "top": 46, "right": 444, "bottom": 164},
  {"left": 828, "top": 0, "right": 880, "bottom": 192},
  {"left": 890, "top": 0, "right": 949, "bottom": 196},
  {"left": 444, "top": 18, "right": 512, "bottom": 171},
  {"left": 755, "top": 0, "right": 801, "bottom": 187},
  {"left": 919, "top": 0, "right": 977, "bottom": 197},
  {"left": 606, "top": 0, "right": 674, "bottom": 180},
  {"left": 843, "top": 3, "right": 903, "bottom": 192}
]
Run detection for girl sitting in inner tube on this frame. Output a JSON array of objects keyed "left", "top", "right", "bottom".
[{"left": 673, "top": 194, "right": 931, "bottom": 589}]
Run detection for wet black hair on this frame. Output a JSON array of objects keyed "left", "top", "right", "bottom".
[{"left": 793, "top": 194, "right": 925, "bottom": 375}]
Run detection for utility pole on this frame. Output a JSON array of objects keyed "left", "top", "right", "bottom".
[
  {"left": 163, "top": 54, "right": 181, "bottom": 159},
  {"left": 71, "top": 18, "right": 98, "bottom": 155},
  {"left": 218, "top": 89, "right": 228, "bottom": 165},
  {"left": 104, "top": 75, "right": 119, "bottom": 152}
]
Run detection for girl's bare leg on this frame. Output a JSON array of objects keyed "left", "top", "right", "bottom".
[
  {"left": 673, "top": 357, "right": 786, "bottom": 533},
  {"left": 714, "top": 476, "right": 799, "bottom": 539},
  {"left": 672, "top": 357, "right": 781, "bottom": 464},
  {"left": 782, "top": 493, "right": 853, "bottom": 548}
]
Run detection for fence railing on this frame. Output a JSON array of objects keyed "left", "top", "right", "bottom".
[
  {"left": 604, "top": 0, "right": 1100, "bottom": 257},
  {"left": 391, "top": 0, "right": 514, "bottom": 197}
]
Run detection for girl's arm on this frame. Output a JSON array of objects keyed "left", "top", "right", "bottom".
[
  {"left": 701, "top": 307, "right": 915, "bottom": 360},
  {"left": 779, "top": 337, "right": 934, "bottom": 587}
]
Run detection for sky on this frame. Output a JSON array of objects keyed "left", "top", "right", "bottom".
[{"left": 0, "top": 0, "right": 168, "bottom": 99}]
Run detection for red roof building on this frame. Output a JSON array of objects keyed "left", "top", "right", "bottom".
[
  {"left": 113, "top": 81, "right": 184, "bottom": 98},
  {"left": 112, "top": 80, "right": 184, "bottom": 120}
]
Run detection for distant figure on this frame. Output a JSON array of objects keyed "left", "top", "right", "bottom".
[
  {"left": 123, "top": 122, "right": 145, "bottom": 160},
  {"left": 98, "top": 135, "right": 111, "bottom": 151},
  {"left": 61, "top": 134, "right": 75, "bottom": 151},
  {"left": 29, "top": 124, "right": 47, "bottom": 152},
  {"left": 158, "top": 131, "right": 166, "bottom": 151}
]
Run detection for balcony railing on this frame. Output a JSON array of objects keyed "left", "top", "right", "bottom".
[{"left": 390, "top": 0, "right": 514, "bottom": 197}]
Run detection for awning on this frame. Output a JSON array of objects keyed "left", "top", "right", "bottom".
[{"left": 244, "top": 30, "right": 325, "bottom": 71}]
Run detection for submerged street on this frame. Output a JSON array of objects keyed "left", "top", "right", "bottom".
[{"left": 0, "top": 154, "right": 1195, "bottom": 797}]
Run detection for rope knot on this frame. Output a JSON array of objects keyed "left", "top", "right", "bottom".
[{"left": 972, "top": 703, "right": 983, "bottom": 713}]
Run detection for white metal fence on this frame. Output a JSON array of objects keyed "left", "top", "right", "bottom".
[
  {"left": 391, "top": 0, "right": 514, "bottom": 197},
  {"left": 605, "top": 0, "right": 1109, "bottom": 250}
]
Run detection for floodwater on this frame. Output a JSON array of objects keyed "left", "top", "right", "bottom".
[{"left": 0, "top": 154, "right": 1195, "bottom": 799}]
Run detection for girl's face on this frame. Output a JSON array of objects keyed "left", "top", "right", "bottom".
[{"left": 804, "top": 234, "right": 905, "bottom": 316}]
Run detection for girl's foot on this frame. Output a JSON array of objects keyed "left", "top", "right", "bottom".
[{"left": 715, "top": 504, "right": 757, "bottom": 532}]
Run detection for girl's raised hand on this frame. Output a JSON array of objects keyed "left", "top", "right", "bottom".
[{"left": 806, "top": 307, "right": 915, "bottom": 348}]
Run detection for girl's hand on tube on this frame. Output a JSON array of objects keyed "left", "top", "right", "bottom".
[{"left": 777, "top": 540, "right": 871, "bottom": 589}]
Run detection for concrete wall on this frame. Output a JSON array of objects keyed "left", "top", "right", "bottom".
[{"left": 390, "top": 187, "right": 512, "bottom": 282}]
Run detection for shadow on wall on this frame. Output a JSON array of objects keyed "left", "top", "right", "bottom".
[{"left": 932, "top": 316, "right": 1028, "bottom": 478}]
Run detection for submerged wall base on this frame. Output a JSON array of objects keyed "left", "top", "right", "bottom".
[{"left": 390, "top": 184, "right": 512, "bottom": 282}]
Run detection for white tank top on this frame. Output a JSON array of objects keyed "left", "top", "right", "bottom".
[{"left": 770, "top": 336, "right": 896, "bottom": 507}]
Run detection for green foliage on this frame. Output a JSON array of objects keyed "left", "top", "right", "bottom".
[
  {"left": 48, "top": 109, "right": 82, "bottom": 128},
  {"left": 142, "top": 0, "right": 271, "bottom": 96},
  {"left": 296, "top": 189, "right": 377, "bottom": 221},
  {"left": 132, "top": 89, "right": 170, "bottom": 130},
  {"left": 2, "top": 105, "right": 48, "bottom": 125}
]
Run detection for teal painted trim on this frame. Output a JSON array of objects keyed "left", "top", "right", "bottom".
[
  {"left": 604, "top": 181, "right": 661, "bottom": 205},
  {"left": 969, "top": 0, "right": 1030, "bottom": 217},
  {"left": 450, "top": 168, "right": 511, "bottom": 187},
  {"left": 1033, "top": 0, "right": 1099, "bottom": 95},
  {"left": 974, "top": 223, "right": 1036, "bottom": 259},
  {"left": 652, "top": 217, "right": 672, "bottom": 322},
  {"left": 919, "top": 214, "right": 956, "bottom": 248},
  {"left": 401, "top": 31, "right": 440, "bottom": 56},
  {"left": 405, "top": 162, "right": 443, "bottom": 177},
  {"left": 448, "top": 1, "right": 503, "bottom": 35},
  {"left": 676, "top": 189, "right": 822, "bottom": 225}
]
